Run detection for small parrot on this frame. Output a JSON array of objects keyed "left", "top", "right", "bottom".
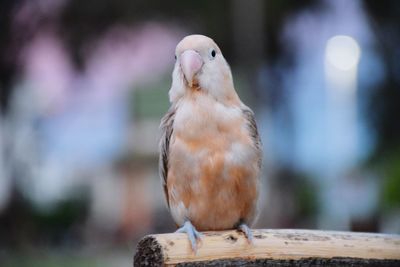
[{"left": 159, "top": 34, "right": 262, "bottom": 252}]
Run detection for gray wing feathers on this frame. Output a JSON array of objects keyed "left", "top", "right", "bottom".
[
  {"left": 242, "top": 107, "right": 262, "bottom": 169},
  {"left": 159, "top": 107, "right": 176, "bottom": 209}
]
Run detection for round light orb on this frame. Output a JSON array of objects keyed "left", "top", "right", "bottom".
[{"left": 326, "top": 35, "right": 361, "bottom": 71}]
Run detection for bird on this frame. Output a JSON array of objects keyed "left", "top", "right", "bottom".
[{"left": 159, "top": 34, "right": 262, "bottom": 252}]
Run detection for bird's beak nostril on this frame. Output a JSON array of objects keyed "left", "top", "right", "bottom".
[{"left": 180, "top": 50, "right": 203, "bottom": 87}]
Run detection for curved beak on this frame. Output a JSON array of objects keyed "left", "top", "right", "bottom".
[{"left": 180, "top": 50, "right": 203, "bottom": 87}]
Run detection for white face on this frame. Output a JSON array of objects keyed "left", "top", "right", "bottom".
[{"left": 169, "top": 35, "right": 235, "bottom": 104}]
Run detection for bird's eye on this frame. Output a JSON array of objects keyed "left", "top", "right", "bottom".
[
  {"left": 174, "top": 55, "right": 177, "bottom": 60},
  {"left": 210, "top": 49, "right": 216, "bottom": 58}
]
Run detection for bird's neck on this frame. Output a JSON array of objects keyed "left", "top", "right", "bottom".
[{"left": 183, "top": 85, "right": 242, "bottom": 108}]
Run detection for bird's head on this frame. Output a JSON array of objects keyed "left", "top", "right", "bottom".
[{"left": 169, "top": 35, "right": 238, "bottom": 104}]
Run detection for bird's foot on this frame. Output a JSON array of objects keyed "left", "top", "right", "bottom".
[
  {"left": 237, "top": 223, "right": 254, "bottom": 244},
  {"left": 176, "top": 221, "right": 203, "bottom": 253}
]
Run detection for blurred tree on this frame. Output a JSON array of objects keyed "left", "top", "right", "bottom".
[
  {"left": 0, "top": 0, "right": 19, "bottom": 114},
  {"left": 363, "top": 0, "right": 400, "bottom": 211},
  {"left": 363, "top": 0, "right": 400, "bottom": 158}
]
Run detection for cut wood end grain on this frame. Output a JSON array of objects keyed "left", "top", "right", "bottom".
[{"left": 133, "top": 229, "right": 400, "bottom": 267}]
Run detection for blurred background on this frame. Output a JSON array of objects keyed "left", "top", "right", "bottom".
[{"left": 0, "top": 0, "right": 399, "bottom": 266}]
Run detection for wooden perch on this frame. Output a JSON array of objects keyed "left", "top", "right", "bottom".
[{"left": 134, "top": 229, "right": 400, "bottom": 266}]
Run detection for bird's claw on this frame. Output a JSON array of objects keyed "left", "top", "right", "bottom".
[
  {"left": 238, "top": 223, "right": 254, "bottom": 244},
  {"left": 176, "top": 221, "right": 203, "bottom": 253}
]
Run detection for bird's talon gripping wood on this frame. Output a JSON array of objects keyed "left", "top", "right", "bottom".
[
  {"left": 175, "top": 221, "right": 203, "bottom": 253},
  {"left": 238, "top": 223, "right": 254, "bottom": 244},
  {"left": 159, "top": 34, "right": 262, "bottom": 251}
]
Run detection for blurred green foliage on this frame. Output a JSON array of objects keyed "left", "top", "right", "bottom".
[
  {"left": 296, "top": 177, "right": 319, "bottom": 218},
  {"left": 380, "top": 148, "right": 400, "bottom": 211},
  {"left": 0, "top": 190, "right": 88, "bottom": 249},
  {"left": 132, "top": 79, "right": 170, "bottom": 120},
  {"left": 31, "top": 198, "right": 89, "bottom": 246}
]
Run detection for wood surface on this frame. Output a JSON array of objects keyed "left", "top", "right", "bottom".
[{"left": 134, "top": 229, "right": 400, "bottom": 266}]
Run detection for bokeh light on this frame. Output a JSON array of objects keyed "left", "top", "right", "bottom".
[{"left": 326, "top": 35, "right": 361, "bottom": 71}]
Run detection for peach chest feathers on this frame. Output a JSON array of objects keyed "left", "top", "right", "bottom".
[{"left": 172, "top": 95, "right": 252, "bottom": 151}]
